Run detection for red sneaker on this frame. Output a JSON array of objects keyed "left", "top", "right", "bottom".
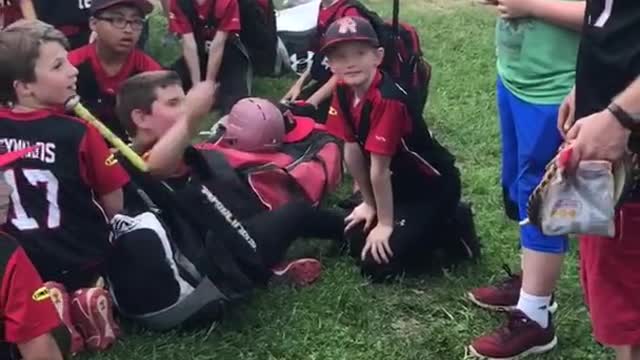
[
  {"left": 43, "top": 282, "right": 85, "bottom": 355},
  {"left": 271, "top": 258, "right": 322, "bottom": 287},
  {"left": 467, "top": 266, "right": 558, "bottom": 313},
  {"left": 70, "top": 287, "right": 119, "bottom": 351},
  {"left": 469, "top": 310, "right": 557, "bottom": 359}
]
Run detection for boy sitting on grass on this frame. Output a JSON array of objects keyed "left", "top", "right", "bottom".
[
  {"left": 167, "top": 0, "right": 250, "bottom": 115},
  {"left": 321, "top": 17, "right": 480, "bottom": 281},
  {"left": 69, "top": 0, "right": 161, "bottom": 140},
  {"left": 0, "top": 20, "right": 129, "bottom": 353},
  {"left": 108, "top": 71, "right": 348, "bottom": 329}
]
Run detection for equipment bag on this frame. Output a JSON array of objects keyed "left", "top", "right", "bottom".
[{"left": 200, "top": 117, "right": 343, "bottom": 212}]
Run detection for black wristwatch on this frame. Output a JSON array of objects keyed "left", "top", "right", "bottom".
[{"left": 608, "top": 102, "right": 639, "bottom": 130}]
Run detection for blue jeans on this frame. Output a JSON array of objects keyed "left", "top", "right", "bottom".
[{"left": 497, "top": 77, "right": 568, "bottom": 254}]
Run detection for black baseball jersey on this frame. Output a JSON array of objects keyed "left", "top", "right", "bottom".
[
  {"left": 575, "top": 0, "right": 640, "bottom": 119},
  {"left": 0, "top": 108, "right": 129, "bottom": 288}
]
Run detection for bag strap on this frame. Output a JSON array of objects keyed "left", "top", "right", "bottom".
[{"left": 335, "top": 84, "right": 373, "bottom": 152}]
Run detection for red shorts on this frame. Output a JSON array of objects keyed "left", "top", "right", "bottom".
[{"left": 580, "top": 202, "right": 640, "bottom": 346}]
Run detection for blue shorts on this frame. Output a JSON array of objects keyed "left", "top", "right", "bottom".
[{"left": 497, "top": 77, "right": 568, "bottom": 254}]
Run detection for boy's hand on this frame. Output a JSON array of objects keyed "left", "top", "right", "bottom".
[
  {"left": 281, "top": 83, "right": 303, "bottom": 103},
  {"left": 495, "top": 0, "right": 537, "bottom": 19},
  {"left": 558, "top": 86, "right": 576, "bottom": 137},
  {"left": 345, "top": 202, "right": 376, "bottom": 233},
  {"left": 185, "top": 80, "right": 218, "bottom": 122},
  {"left": 361, "top": 224, "right": 394, "bottom": 264}
]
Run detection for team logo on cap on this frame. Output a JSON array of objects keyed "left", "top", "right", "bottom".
[{"left": 337, "top": 17, "right": 358, "bottom": 34}]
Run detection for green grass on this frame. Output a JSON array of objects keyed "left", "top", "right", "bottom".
[{"left": 82, "top": 2, "right": 609, "bottom": 359}]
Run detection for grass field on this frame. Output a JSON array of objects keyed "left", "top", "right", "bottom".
[{"left": 81, "top": 1, "right": 609, "bottom": 359}]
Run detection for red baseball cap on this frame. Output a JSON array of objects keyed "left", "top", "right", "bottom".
[
  {"left": 0, "top": 146, "right": 35, "bottom": 168},
  {"left": 320, "top": 16, "right": 380, "bottom": 54},
  {"left": 90, "top": 0, "right": 154, "bottom": 15},
  {"left": 282, "top": 115, "right": 316, "bottom": 143}
]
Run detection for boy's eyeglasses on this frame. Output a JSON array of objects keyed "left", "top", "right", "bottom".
[{"left": 95, "top": 16, "right": 144, "bottom": 31}]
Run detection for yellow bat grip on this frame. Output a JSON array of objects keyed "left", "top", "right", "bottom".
[{"left": 71, "top": 102, "right": 149, "bottom": 172}]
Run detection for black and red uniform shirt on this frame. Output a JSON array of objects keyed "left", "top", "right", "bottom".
[
  {"left": 0, "top": 108, "right": 130, "bottom": 288},
  {"left": 326, "top": 71, "right": 456, "bottom": 200},
  {"left": 168, "top": 0, "right": 241, "bottom": 60},
  {"left": 575, "top": 0, "right": 640, "bottom": 120},
  {"left": 32, "top": 0, "right": 91, "bottom": 49},
  {"left": 310, "top": 0, "right": 366, "bottom": 83},
  {"left": 69, "top": 43, "right": 163, "bottom": 140},
  {"left": 0, "top": 1, "right": 22, "bottom": 29},
  {"left": 0, "top": 232, "right": 60, "bottom": 358}
]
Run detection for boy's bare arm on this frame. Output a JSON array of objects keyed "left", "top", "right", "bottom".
[
  {"left": 205, "top": 30, "right": 228, "bottom": 82},
  {"left": 344, "top": 143, "right": 375, "bottom": 207},
  {"left": 181, "top": 33, "right": 201, "bottom": 86},
  {"left": 19, "top": 0, "right": 37, "bottom": 20},
  {"left": 369, "top": 154, "right": 393, "bottom": 227},
  {"left": 282, "top": 67, "right": 311, "bottom": 102},
  {"left": 307, "top": 75, "right": 338, "bottom": 108},
  {"left": 98, "top": 189, "right": 124, "bottom": 220},
  {"left": 17, "top": 333, "right": 64, "bottom": 360},
  {"left": 145, "top": 81, "right": 216, "bottom": 178},
  {"left": 495, "top": 0, "right": 585, "bottom": 31}
]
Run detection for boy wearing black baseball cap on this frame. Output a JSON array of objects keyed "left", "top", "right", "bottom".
[
  {"left": 68, "top": 0, "right": 162, "bottom": 140},
  {"left": 322, "top": 17, "right": 479, "bottom": 281}
]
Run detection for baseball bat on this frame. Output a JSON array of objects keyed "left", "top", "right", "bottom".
[{"left": 64, "top": 95, "right": 149, "bottom": 172}]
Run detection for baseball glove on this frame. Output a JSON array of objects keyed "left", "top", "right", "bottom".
[{"left": 526, "top": 145, "right": 639, "bottom": 237}]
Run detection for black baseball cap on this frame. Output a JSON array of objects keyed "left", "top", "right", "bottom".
[
  {"left": 90, "top": 0, "right": 154, "bottom": 15},
  {"left": 320, "top": 16, "right": 380, "bottom": 54}
]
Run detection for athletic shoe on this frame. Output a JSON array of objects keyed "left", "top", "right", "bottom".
[
  {"left": 70, "top": 287, "right": 119, "bottom": 351},
  {"left": 467, "top": 265, "right": 558, "bottom": 313},
  {"left": 43, "top": 282, "right": 85, "bottom": 355},
  {"left": 271, "top": 258, "right": 322, "bottom": 287},
  {"left": 468, "top": 310, "right": 558, "bottom": 359}
]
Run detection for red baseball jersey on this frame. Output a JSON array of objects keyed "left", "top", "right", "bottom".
[{"left": 0, "top": 232, "right": 60, "bottom": 355}]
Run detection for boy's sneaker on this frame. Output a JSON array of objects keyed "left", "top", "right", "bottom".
[
  {"left": 467, "top": 265, "right": 558, "bottom": 313},
  {"left": 70, "top": 287, "right": 119, "bottom": 351},
  {"left": 43, "top": 282, "right": 85, "bottom": 355},
  {"left": 271, "top": 258, "right": 322, "bottom": 287},
  {"left": 469, "top": 310, "right": 558, "bottom": 359}
]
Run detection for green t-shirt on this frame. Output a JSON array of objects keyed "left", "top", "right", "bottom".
[{"left": 496, "top": 15, "right": 580, "bottom": 104}]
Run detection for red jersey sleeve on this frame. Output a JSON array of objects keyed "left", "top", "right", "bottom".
[
  {"left": 168, "top": 0, "right": 193, "bottom": 34},
  {"left": 325, "top": 93, "right": 357, "bottom": 142},
  {"left": 216, "top": 0, "right": 241, "bottom": 33},
  {"left": 137, "top": 52, "right": 163, "bottom": 71},
  {"left": 79, "top": 125, "right": 130, "bottom": 195},
  {"left": 364, "top": 99, "right": 411, "bottom": 156},
  {"left": 1, "top": 248, "right": 60, "bottom": 344},
  {"left": 67, "top": 45, "right": 89, "bottom": 67}
]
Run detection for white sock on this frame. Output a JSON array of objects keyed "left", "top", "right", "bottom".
[{"left": 516, "top": 290, "right": 551, "bottom": 328}]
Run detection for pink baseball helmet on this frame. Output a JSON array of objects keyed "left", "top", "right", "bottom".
[{"left": 220, "top": 98, "right": 285, "bottom": 152}]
